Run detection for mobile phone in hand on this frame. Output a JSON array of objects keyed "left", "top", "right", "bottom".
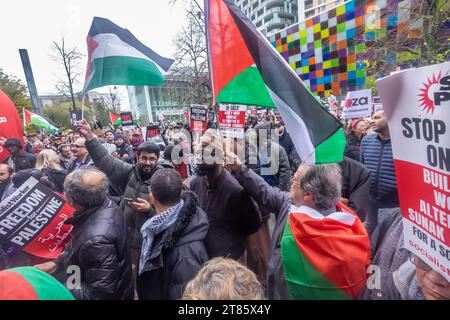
[{"left": 124, "top": 197, "right": 135, "bottom": 202}]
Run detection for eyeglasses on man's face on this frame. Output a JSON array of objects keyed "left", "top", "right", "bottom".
[
  {"left": 138, "top": 156, "right": 158, "bottom": 163},
  {"left": 70, "top": 144, "right": 85, "bottom": 149}
]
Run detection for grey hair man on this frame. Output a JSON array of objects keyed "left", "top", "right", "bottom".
[
  {"left": 34, "top": 168, "right": 134, "bottom": 300},
  {"left": 225, "top": 155, "right": 370, "bottom": 300}
]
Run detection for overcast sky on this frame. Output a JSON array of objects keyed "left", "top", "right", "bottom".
[{"left": 1, "top": 0, "right": 188, "bottom": 108}]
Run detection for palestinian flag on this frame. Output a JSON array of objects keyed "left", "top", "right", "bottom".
[
  {"left": 83, "top": 17, "right": 174, "bottom": 92},
  {"left": 281, "top": 203, "right": 370, "bottom": 299},
  {"left": 109, "top": 111, "right": 121, "bottom": 126},
  {"left": 0, "top": 267, "right": 74, "bottom": 300},
  {"left": 206, "top": 0, "right": 345, "bottom": 163},
  {"left": 23, "top": 108, "right": 58, "bottom": 132}
]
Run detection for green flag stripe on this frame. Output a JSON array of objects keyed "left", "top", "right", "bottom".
[
  {"left": 281, "top": 219, "right": 351, "bottom": 300},
  {"left": 216, "top": 66, "right": 275, "bottom": 107},
  {"left": 84, "top": 56, "right": 164, "bottom": 92},
  {"left": 314, "top": 128, "right": 346, "bottom": 164},
  {"left": 9, "top": 267, "right": 74, "bottom": 300}
]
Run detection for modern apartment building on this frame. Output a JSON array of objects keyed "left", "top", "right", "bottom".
[
  {"left": 234, "top": 0, "right": 298, "bottom": 36},
  {"left": 299, "top": 0, "right": 346, "bottom": 21}
]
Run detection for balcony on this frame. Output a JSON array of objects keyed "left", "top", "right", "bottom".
[{"left": 265, "top": 0, "right": 284, "bottom": 11}]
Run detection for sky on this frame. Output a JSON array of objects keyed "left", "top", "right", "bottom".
[{"left": 1, "top": 0, "right": 189, "bottom": 109}]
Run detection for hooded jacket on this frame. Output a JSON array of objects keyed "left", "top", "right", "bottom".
[
  {"left": 56, "top": 199, "right": 134, "bottom": 300},
  {"left": 137, "top": 191, "right": 209, "bottom": 300}
]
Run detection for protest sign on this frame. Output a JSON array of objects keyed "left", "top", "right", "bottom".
[
  {"left": 190, "top": 104, "right": 208, "bottom": 134},
  {"left": 328, "top": 94, "right": 338, "bottom": 111},
  {"left": 0, "top": 177, "right": 74, "bottom": 259},
  {"left": 120, "top": 112, "right": 134, "bottom": 130},
  {"left": 218, "top": 104, "right": 246, "bottom": 139},
  {"left": 341, "top": 89, "right": 372, "bottom": 119},
  {"left": 377, "top": 61, "right": 450, "bottom": 281},
  {"left": 146, "top": 124, "right": 161, "bottom": 140}
]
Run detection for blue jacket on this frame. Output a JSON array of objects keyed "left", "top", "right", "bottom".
[{"left": 360, "top": 133, "right": 399, "bottom": 208}]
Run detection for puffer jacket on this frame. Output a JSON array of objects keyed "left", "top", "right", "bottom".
[
  {"left": 137, "top": 191, "right": 209, "bottom": 300},
  {"left": 85, "top": 138, "right": 160, "bottom": 249},
  {"left": 57, "top": 199, "right": 134, "bottom": 300},
  {"left": 360, "top": 133, "right": 399, "bottom": 207}
]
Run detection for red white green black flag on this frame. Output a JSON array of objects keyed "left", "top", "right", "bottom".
[{"left": 205, "top": 0, "right": 346, "bottom": 164}]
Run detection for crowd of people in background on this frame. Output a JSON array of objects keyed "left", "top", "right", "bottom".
[{"left": 0, "top": 105, "right": 448, "bottom": 301}]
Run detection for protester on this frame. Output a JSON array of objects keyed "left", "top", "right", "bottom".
[
  {"left": 0, "top": 164, "right": 13, "bottom": 201},
  {"left": 76, "top": 120, "right": 162, "bottom": 275},
  {"left": 225, "top": 154, "right": 370, "bottom": 300},
  {"left": 34, "top": 169, "right": 134, "bottom": 300},
  {"left": 164, "top": 122, "right": 176, "bottom": 145},
  {"left": 137, "top": 169, "right": 209, "bottom": 300},
  {"left": 360, "top": 110, "right": 399, "bottom": 242},
  {"left": 360, "top": 207, "right": 450, "bottom": 300},
  {"left": 189, "top": 129, "right": 262, "bottom": 261},
  {"left": 182, "top": 257, "right": 265, "bottom": 300},
  {"left": 68, "top": 138, "right": 93, "bottom": 173},
  {"left": 114, "top": 133, "right": 134, "bottom": 164},
  {"left": 2, "top": 138, "right": 37, "bottom": 173},
  {"left": 274, "top": 121, "right": 294, "bottom": 159},
  {"left": 345, "top": 119, "right": 369, "bottom": 161},
  {"left": 102, "top": 130, "right": 118, "bottom": 155},
  {"left": 25, "top": 133, "right": 38, "bottom": 154},
  {"left": 58, "top": 144, "right": 72, "bottom": 171},
  {"left": 35, "top": 149, "right": 67, "bottom": 193}
]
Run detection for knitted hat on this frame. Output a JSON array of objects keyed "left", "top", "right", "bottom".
[
  {"left": 4, "top": 138, "right": 22, "bottom": 149},
  {"left": 114, "top": 133, "right": 124, "bottom": 141},
  {"left": 0, "top": 267, "right": 74, "bottom": 300}
]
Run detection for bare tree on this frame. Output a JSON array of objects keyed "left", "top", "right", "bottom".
[
  {"left": 169, "top": 0, "right": 212, "bottom": 105},
  {"left": 50, "top": 37, "right": 84, "bottom": 113},
  {"left": 362, "top": 0, "right": 449, "bottom": 81},
  {"left": 104, "top": 86, "right": 124, "bottom": 114}
]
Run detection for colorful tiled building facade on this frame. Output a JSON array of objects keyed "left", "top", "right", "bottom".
[{"left": 269, "top": 0, "right": 449, "bottom": 98}]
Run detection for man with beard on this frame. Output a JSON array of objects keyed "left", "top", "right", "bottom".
[
  {"left": 76, "top": 120, "right": 162, "bottom": 274},
  {"left": 0, "top": 164, "right": 13, "bottom": 201},
  {"left": 2, "top": 138, "right": 37, "bottom": 173},
  {"left": 189, "top": 130, "right": 261, "bottom": 262}
]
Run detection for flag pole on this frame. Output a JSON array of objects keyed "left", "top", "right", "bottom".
[{"left": 81, "top": 94, "right": 85, "bottom": 121}]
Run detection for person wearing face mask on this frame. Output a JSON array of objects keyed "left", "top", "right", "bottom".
[
  {"left": 188, "top": 129, "right": 262, "bottom": 262},
  {"left": 345, "top": 119, "right": 369, "bottom": 162},
  {"left": 273, "top": 121, "right": 294, "bottom": 159},
  {"left": 75, "top": 120, "right": 162, "bottom": 280}
]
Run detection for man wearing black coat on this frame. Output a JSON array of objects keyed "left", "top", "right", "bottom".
[
  {"left": 35, "top": 168, "right": 134, "bottom": 300},
  {"left": 138, "top": 169, "right": 209, "bottom": 300},
  {"left": 2, "top": 138, "right": 36, "bottom": 173}
]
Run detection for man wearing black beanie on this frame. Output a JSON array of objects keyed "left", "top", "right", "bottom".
[{"left": 2, "top": 138, "right": 36, "bottom": 173}]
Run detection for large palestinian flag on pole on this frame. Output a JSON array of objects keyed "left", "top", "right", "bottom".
[
  {"left": 23, "top": 108, "right": 58, "bottom": 132},
  {"left": 83, "top": 17, "right": 175, "bottom": 92},
  {"left": 206, "top": 0, "right": 346, "bottom": 164},
  {"left": 281, "top": 203, "right": 370, "bottom": 299}
]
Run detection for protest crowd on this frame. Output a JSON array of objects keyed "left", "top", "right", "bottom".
[{"left": 0, "top": 0, "right": 449, "bottom": 302}]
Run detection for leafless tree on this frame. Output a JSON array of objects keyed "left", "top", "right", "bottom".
[
  {"left": 169, "top": 0, "right": 212, "bottom": 105},
  {"left": 50, "top": 37, "right": 84, "bottom": 112}
]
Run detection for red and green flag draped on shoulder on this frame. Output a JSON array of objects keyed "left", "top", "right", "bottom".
[
  {"left": 0, "top": 267, "right": 74, "bottom": 300},
  {"left": 205, "top": 0, "right": 346, "bottom": 164},
  {"left": 281, "top": 202, "right": 371, "bottom": 299},
  {"left": 83, "top": 17, "right": 174, "bottom": 92}
]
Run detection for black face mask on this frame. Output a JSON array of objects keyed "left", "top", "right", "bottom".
[{"left": 195, "top": 164, "right": 217, "bottom": 176}]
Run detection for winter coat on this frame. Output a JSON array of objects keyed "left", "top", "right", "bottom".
[
  {"left": 85, "top": 138, "right": 159, "bottom": 249},
  {"left": 345, "top": 132, "right": 363, "bottom": 162},
  {"left": 56, "top": 199, "right": 134, "bottom": 300},
  {"left": 246, "top": 141, "right": 290, "bottom": 192},
  {"left": 137, "top": 192, "right": 209, "bottom": 300},
  {"left": 339, "top": 156, "right": 370, "bottom": 221},
  {"left": 190, "top": 168, "right": 262, "bottom": 260},
  {"left": 278, "top": 130, "right": 294, "bottom": 158},
  {"left": 359, "top": 208, "right": 424, "bottom": 300},
  {"left": 360, "top": 133, "right": 399, "bottom": 208},
  {"left": 40, "top": 167, "right": 67, "bottom": 193},
  {"left": 3, "top": 152, "right": 37, "bottom": 173},
  {"left": 67, "top": 154, "right": 94, "bottom": 173}
]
